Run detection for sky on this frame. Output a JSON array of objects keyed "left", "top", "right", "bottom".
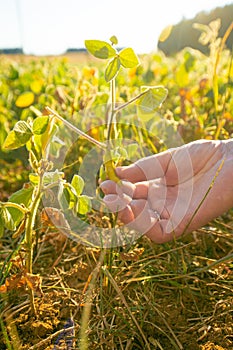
[{"left": 0, "top": 0, "right": 232, "bottom": 55}]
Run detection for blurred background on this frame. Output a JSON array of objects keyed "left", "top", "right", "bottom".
[{"left": 0, "top": 0, "right": 232, "bottom": 56}]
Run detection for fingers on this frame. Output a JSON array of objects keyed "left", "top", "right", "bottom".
[
  {"left": 115, "top": 140, "right": 225, "bottom": 186},
  {"left": 100, "top": 179, "right": 168, "bottom": 216},
  {"left": 99, "top": 160, "right": 181, "bottom": 243},
  {"left": 121, "top": 199, "right": 182, "bottom": 243},
  {"left": 103, "top": 195, "right": 181, "bottom": 244},
  {"left": 103, "top": 193, "right": 132, "bottom": 212},
  {"left": 145, "top": 220, "right": 180, "bottom": 244},
  {"left": 115, "top": 150, "right": 172, "bottom": 182},
  {"left": 100, "top": 179, "right": 149, "bottom": 200},
  {"left": 166, "top": 140, "right": 225, "bottom": 184},
  {"left": 119, "top": 201, "right": 183, "bottom": 244},
  {"left": 115, "top": 164, "right": 146, "bottom": 183},
  {"left": 100, "top": 180, "right": 119, "bottom": 195}
]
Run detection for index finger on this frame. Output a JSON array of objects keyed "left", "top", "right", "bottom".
[{"left": 116, "top": 150, "right": 172, "bottom": 183}]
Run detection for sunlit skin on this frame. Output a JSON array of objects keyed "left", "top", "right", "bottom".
[{"left": 100, "top": 139, "right": 233, "bottom": 244}]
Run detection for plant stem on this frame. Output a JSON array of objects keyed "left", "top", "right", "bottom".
[
  {"left": 111, "top": 77, "right": 116, "bottom": 110},
  {"left": 25, "top": 183, "right": 42, "bottom": 273},
  {"left": 24, "top": 172, "right": 43, "bottom": 315},
  {"left": 45, "top": 107, "right": 106, "bottom": 150},
  {"left": 104, "top": 78, "right": 123, "bottom": 182},
  {"left": 0, "top": 317, "right": 13, "bottom": 350},
  {"left": 2, "top": 202, "right": 28, "bottom": 214},
  {"left": 107, "top": 78, "right": 116, "bottom": 141},
  {"left": 79, "top": 250, "right": 105, "bottom": 350},
  {"left": 114, "top": 88, "right": 149, "bottom": 113}
]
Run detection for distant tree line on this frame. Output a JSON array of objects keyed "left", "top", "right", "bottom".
[
  {"left": 158, "top": 4, "right": 233, "bottom": 55},
  {"left": 66, "top": 48, "right": 87, "bottom": 53},
  {"left": 0, "top": 48, "right": 23, "bottom": 54}
]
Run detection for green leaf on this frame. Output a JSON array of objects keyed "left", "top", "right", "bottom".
[
  {"left": 0, "top": 123, "right": 7, "bottom": 148},
  {"left": 175, "top": 64, "right": 189, "bottom": 87},
  {"left": 9, "top": 65, "right": 19, "bottom": 80},
  {"left": 15, "top": 91, "right": 35, "bottom": 108},
  {"left": 105, "top": 56, "right": 121, "bottom": 82},
  {"left": 40, "top": 123, "right": 58, "bottom": 157},
  {"left": 119, "top": 48, "right": 140, "bottom": 68},
  {"left": 110, "top": 147, "right": 128, "bottom": 162},
  {"left": 184, "top": 51, "right": 195, "bottom": 72},
  {"left": 14, "top": 121, "right": 32, "bottom": 139},
  {"left": 29, "top": 173, "right": 39, "bottom": 184},
  {"left": 0, "top": 207, "right": 16, "bottom": 231},
  {"left": 29, "top": 171, "right": 64, "bottom": 185},
  {"left": 3, "top": 121, "right": 32, "bottom": 150},
  {"left": 9, "top": 186, "right": 34, "bottom": 205},
  {"left": 8, "top": 186, "right": 34, "bottom": 226},
  {"left": 110, "top": 35, "right": 118, "bottom": 45},
  {"left": 85, "top": 40, "right": 117, "bottom": 59},
  {"left": 126, "top": 143, "right": 139, "bottom": 159},
  {"left": 137, "top": 86, "right": 168, "bottom": 114},
  {"left": 71, "top": 175, "right": 84, "bottom": 196},
  {"left": 58, "top": 182, "right": 69, "bottom": 211},
  {"left": 0, "top": 216, "right": 4, "bottom": 237},
  {"left": 32, "top": 115, "right": 50, "bottom": 135},
  {"left": 65, "top": 184, "right": 78, "bottom": 209},
  {"left": 49, "top": 137, "right": 64, "bottom": 158},
  {"left": 3, "top": 130, "right": 25, "bottom": 150},
  {"left": 77, "top": 195, "right": 91, "bottom": 215}
]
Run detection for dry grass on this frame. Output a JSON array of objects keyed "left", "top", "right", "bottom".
[{"left": 0, "top": 211, "right": 233, "bottom": 350}]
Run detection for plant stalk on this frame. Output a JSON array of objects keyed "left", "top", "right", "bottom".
[
  {"left": 79, "top": 250, "right": 105, "bottom": 350},
  {"left": 45, "top": 107, "right": 106, "bottom": 150},
  {"left": 2, "top": 202, "right": 28, "bottom": 214},
  {"left": 106, "top": 78, "right": 116, "bottom": 141},
  {"left": 24, "top": 172, "right": 43, "bottom": 314},
  {"left": 114, "top": 88, "right": 149, "bottom": 113},
  {"left": 104, "top": 78, "right": 123, "bottom": 182}
]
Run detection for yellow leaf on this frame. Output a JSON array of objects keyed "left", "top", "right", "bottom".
[
  {"left": 15, "top": 91, "right": 35, "bottom": 108},
  {"left": 159, "top": 25, "right": 173, "bottom": 42},
  {"left": 30, "top": 80, "right": 43, "bottom": 94},
  {"left": 104, "top": 159, "right": 121, "bottom": 183}
]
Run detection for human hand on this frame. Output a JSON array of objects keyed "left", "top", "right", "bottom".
[{"left": 100, "top": 139, "right": 233, "bottom": 243}]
